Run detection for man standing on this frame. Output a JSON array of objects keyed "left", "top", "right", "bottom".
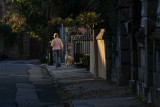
[{"left": 51, "top": 33, "right": 63, "bottom": 68}]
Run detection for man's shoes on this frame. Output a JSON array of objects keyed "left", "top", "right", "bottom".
[{"left": 56, "top": 66, "right": 58, "bottom": 68}]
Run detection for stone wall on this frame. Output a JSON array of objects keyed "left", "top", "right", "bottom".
[
  {"left": 131, "top": 0, "right": 160, "bottom": 106},
  {"left": 110, "top": 0, "right": 131, "bottom": 85}
]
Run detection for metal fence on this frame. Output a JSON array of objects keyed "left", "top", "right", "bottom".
[{"left": 72, "top": 34, "right": 92, "bottom": 62}]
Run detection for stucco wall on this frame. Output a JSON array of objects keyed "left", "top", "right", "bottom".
[
  {"left": 97, "top": 40, "right": 106, "bottom": 79},
  {"left": 90, "top": 41, "right": 97, "bottom": 75}
]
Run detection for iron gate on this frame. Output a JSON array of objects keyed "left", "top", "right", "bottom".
[{"left": 72, "top": 34, "right": 92, "bottom": 62}]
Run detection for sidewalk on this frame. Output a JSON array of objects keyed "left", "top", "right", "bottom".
[{"left": 45, "top": 64, "right": 147, "bottom": 107}]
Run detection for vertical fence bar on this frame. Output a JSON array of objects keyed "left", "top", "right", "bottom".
[{"left": 72, "top": 35, "right": 91, "bottom": 62}]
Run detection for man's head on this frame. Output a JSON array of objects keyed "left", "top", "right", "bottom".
[{"left": 54, "top": 33, "right": 59, "bottom": 38}]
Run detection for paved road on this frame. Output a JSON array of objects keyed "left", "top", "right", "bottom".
[{"left": 0, "top": 60, "right": 62, "bottom": 107}]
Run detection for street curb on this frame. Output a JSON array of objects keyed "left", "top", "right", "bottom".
[
  {"left": 44, "top": 65, "right": 58, "bottom": 84},
  {"left": 44, "top": 65, "right": 76, "bottom": 107},
  {"left": 43, "top": 64, "right": 65, "bottom": 107}
]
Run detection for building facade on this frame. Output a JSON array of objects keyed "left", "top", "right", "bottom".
[
  {"left": 90, "top": 0, "right": 160, "bottom": 106},
  {"left": 112, "top": 0, "right": 160, "bottom": 106}
]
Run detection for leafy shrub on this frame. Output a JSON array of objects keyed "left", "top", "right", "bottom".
[
  {"left": 39, "top": 55, "right": 47, "bottom": 63},
  {"left": 83, "top": 54, "right": 90, "bottom": 68},
  {"left": 74, "top": 54, "right": 83, "bottom": 62}
]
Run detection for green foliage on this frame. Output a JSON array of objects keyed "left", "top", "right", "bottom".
[
  {"left": 5, "top": 7, "right": 26, "bottom": 33},
  {"left": 76, "top": 0, "right": 119, "bottom": 65},
  {"left": 12, "top": 0, "right": 53, "bottom": 36},
  {"left": 75, "top": 12, "right": 101, "bottom": 27},
  {"left": 63, "top": 15, "right": 75, "bottom": 26},
  {"left": 0, "top": 1, "right": 25, "bottom": 47},
  {"left": 74, "top": 54, "right": 83, "bottom": 62},
  {"left": 51, "top": 12, "right": 100, "bottom": 27},
  {"left": 13, "top": 0, "right": 43, "bottom": 30},
  {"left": 51, "top": 17, "right": 63, "bottom": 26},
  {"left": 0, "top": 21, "right": 23, "bottom": 47},
  {"left": 39, "top": 54, "right": 47, "bottom": 63},
  {"left": 62, "top": 0, "right": 119, "bottom": 66},
  {"left": 10, "top": 0, "right": 119, "bottom": 65},
  {"left": 12, "top": 0, "right": 58, "bottom": 55},
  {"left": 83, "top": 54, "right": 90, "bottom": 68}
]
